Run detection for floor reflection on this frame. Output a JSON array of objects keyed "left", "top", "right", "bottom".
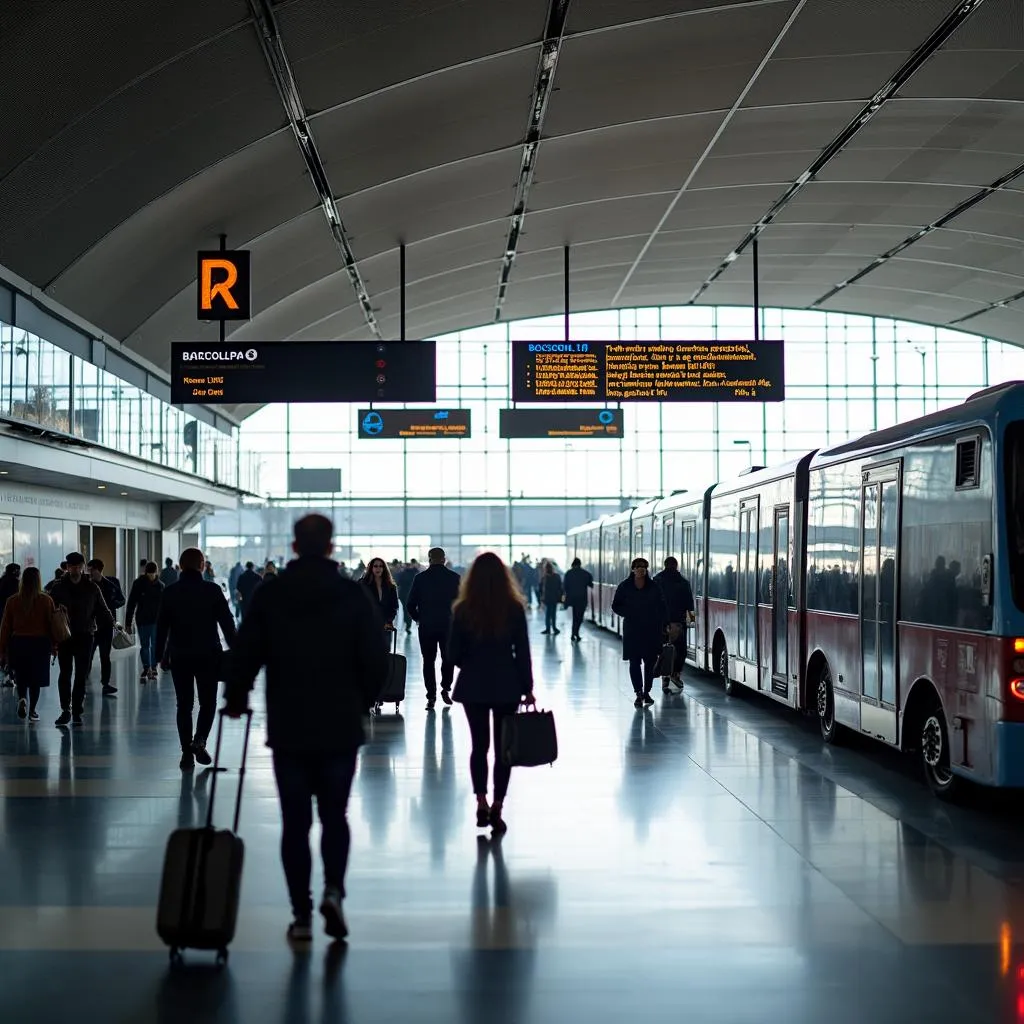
[{"left": 412, "top": 708, "right": 460, "bottom": 869}]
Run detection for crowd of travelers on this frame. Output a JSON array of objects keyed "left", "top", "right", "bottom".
[{"left": 0, "top": 526, "right": 696, "bottom": 945}]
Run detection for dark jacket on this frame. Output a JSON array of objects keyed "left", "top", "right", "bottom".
[
  {"left": 49, "top": 575, "right": 113, "bottom": 637},
  {"left": 0, "top": 574, "right": 19, "bottom": 610},
  {"left": 541, "top": 572, "right": 563, "bottom": 605},
  {"left": 229, "top": 557, "right": 389, "bottom": 754},
  {"left": 563, "top": 566, "right": 593, "bottom": 606},
  {"left": 406, "top": 564, "right": 461, "bottom": 635},
  {"left": 396, "top": 566, "right": 419, "bottom": 600},
  {"left": 449, "top": 604, "right": 534, "bottom": 706},
  {"left": 652, "top": 568, "right": 694, "bottom": 622},
  {"left": 159, "top": 565, "right": 179, "bottom": 587},
  {"left": 125, "top": 575, "right": 164, "bottom": 627},
  {"left": 95, "top": 576, "right": 126, "bottom": 619},
  {"left": 362, "top": 577, "right": 399, "bottom": 626},
  {"left": 235, "top": 568, "right": 261, "bottom": 604},
  {"left": 156, "top": 569, "right": 236, "bottom": 662},
  {"left": 611, "top": 576, "right": 668, "bottom": 661}
]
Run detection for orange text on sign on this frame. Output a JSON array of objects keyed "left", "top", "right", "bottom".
[{"left": 200, "top": 258, "right": 240, "bottom": 311}]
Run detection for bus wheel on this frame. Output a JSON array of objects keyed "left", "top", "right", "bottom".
[
  {"left": 718, "top": 643, "right": 736, "bottom": 696},
  {"left": 920, "top": 705, "right": 959, "bottom": 799},
  {"left": 816, "top": 664, "right": 840, "bottom": 744}
]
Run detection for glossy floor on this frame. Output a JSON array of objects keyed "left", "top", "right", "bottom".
[{"left": 2, "top": 612, "right": 1024, "bottom": 1023}]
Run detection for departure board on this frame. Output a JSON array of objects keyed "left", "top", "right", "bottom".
[
  {"left": 357, "top": 408, "right": 470, "bottom": 439},
  {"left": 499, "top": 408, "right": 623, "bottom": 439},
  {"left": 170, "top": 341, "right": 436, "bottom": 405},
  {"left": 511, "top": 340, "right": 784, "bottom": 403}
]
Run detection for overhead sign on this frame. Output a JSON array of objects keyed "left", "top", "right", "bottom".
[
  {"left": 357, "top": 408, "right": 470, "bottom": 439},
  {"left": 287, "top": 468, "right": 342, "bottom": 494},
  {"left": 170, "top": 341, "right": 437, "bottom": 405},
  {"left": 499, "top": 408, "right": 623, "bottom": 439},
  {"left": 197, "top": 250, "right": 251, "bottom": 321},
  {"left": 511, "top": 340, "right": 785, "bottom": 403}
]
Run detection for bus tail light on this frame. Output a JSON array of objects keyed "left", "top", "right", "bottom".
[
  {"left": 1015, "top": 639, "right": 1024, "bottom": 654},
  {"left": 1011, "top": 679, "right": 1024, "bottom": 702}
]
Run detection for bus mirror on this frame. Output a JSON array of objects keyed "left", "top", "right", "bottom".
[{"left": 981, "top": 554, "right": 993, "bottom": 607}]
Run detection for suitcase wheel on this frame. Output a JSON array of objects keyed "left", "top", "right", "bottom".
[
  {"left": 216, "top": 949, "right": 229, "bottom": 968},
  {"left": 395, "top": 703, "right": 400, "bottom": 711},
  {"left": 169, "top": 947, "right": 183, "bottom": 967}
]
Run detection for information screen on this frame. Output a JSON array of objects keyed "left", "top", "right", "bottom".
[
  {"left": 511, "top": 340, "right": 784, "bottom": 403},
  {"left": 357, "top": 408, "right": 470, "bottom": 439},
  {"left": 499, "top": 408, "right": 623, "bottom": 439},
  {"left": 170, "top": 341, "right": 437, "bottom": 405}
]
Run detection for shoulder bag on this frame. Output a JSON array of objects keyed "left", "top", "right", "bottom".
[
  {"left": 51, "top": 605, "right": 71, "bottom": 645},
  {"left": 501, "top": 703, "right": 558, "bottom": 767}
]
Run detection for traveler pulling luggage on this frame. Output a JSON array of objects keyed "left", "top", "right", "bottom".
[
  {"left": 374, "top": 627, "right": 406, "bottom": 714},
  {"left": 156, "top": 708, "right": 252, "bottom": 966}
]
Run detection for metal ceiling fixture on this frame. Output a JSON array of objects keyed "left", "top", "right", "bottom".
[
  {"left": 247, "top": 0, "right": 381, "bottom": 338},
  {"left": 814, "top": 159, "right": 1024, "bottom": 310},
  {"left": 493, "top": 0, "right": 573, "bottom": 323},
  {"left": 688, "top": 0, "right": 991, "bottom": 306}
]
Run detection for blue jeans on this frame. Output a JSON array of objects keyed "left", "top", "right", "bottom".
[
  {"left": 544, "top": 601, "right": 559, "bottom": 632},
  {"left": 137, "top": 623, "right": 157, "bottom": 669}
]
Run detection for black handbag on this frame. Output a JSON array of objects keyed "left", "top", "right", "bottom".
[{"left": 501, "top": 705, "right": 558, "bottom": 767}]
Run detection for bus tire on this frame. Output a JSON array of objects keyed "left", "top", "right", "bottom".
[
  {"left": 919, "top": 700, "right": 960, "bottom": 800},
  {"left": 716, "top": 639, "right": 736, "bottom": 696},
  {"left": 815, "top": 662, "right": 841, "bottom": 744}
]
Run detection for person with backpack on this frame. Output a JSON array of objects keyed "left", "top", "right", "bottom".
[
  {"left": 226, "top": 515, "right": 388, "bottom": 944},
  {"left": 156, "top": 547, "right": 237, "bottom": 772}
]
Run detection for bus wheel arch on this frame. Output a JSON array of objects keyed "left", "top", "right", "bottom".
[
  {"left": 712, "top": 631, "right": 735, "bottom": 695},
  {"left": 902, "top": 678, "right": 961, "bottom": 800},
  {"left": 808, "top": 651, "right": 840, "bottom": 744}
]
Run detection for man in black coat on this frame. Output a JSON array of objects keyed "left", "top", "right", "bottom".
[
  {"left": 653, "top": 556, "right": 695, "bottom": 693},
  {"left": 234, "top": 561, "right": 261, "bottom": 620},
  {"left": 50, "top": 552, "right": 114, "bottom": 726},
  {"left": 226, "top": 515, "right": 388, "bottom": 945},
  {"left": 406, "top": 547, "right": 460, "bottom": 709},
  {"left": 562, "top": 557, "right": 594, "bottom": 643},
  {"left": 611, "top": 557, "right": 668, "bottom": 708},
  {"left": 87, "top": 558, "right": 125, "bottom": 696}
]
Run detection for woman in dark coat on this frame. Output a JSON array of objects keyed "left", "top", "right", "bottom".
[
  {"left": 449, "top": 552, "right": 535, "bottom": 835},
  {"left": 612, "top": 557, "right": 668, "bottom": 708},
  {"left": 0, "top": 567, "right": 56, "bottom": 722},
  {"left": 361, "top": 557, "right": 400, "bottom": 647}
]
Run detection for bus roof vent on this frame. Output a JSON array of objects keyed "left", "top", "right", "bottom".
[
  {"left": 966, "top": 381, "right": 1023, "bottom": 403},
  {"left": 738, "top": 465, "right": 766, "bottom": 476},
  {"left": 955, "top": 437, "right": 980, "bottom": 489}
]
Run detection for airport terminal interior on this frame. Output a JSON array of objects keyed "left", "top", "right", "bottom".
[{"left": 5, "top": 0, "right": 1024, "bottom": 1019}]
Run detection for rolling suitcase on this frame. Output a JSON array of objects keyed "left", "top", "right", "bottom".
[
  {"left": 374, "top": 629, "right": 407, "bottom": 713},
  {"left": 156, "top": 708, "right": 252, "bottom": 967}
]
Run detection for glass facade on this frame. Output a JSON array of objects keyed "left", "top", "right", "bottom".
[
  {"left": 212, "top": 305, "right": 1024, "bottom": 570},
  {"left": 0, "top": 319, "right": 259, "bottom": 493}
]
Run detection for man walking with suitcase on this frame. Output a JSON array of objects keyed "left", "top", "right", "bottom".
[
  {"left": 226, "top": 515, "right": 388, "bottom": 944},
  {"left": 406, "top": 547, "right": 460, "bottom": 710}
]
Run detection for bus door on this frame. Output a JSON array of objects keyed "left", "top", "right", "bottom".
[
  {"left": 681, "top": 519, "right": 697, "bottom": 659},
  {"left": 771, "top": 506, "right": 790, "bottom": 697},
  {"left": 737, "top": 498, "right": 759, "bottom": 673},
  {"left": 860, "top": 464, "right": 900, "bottom": 744}
]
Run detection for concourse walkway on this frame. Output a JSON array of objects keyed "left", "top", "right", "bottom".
[{"left": 0, "top": 608, "right": 1022, "bottom": 1023}]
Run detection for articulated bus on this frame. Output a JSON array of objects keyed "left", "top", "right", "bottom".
[{"left": 568, "top": 381, "right": 1024, "bottom": 797}]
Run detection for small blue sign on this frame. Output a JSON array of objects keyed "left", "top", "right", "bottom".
[
  {"left": 362, "top": 411, "right": 384, "bottom": 435},
  {"left": 433, "top": 410, "right": 449, "bottom": 420},
  {"left": 598, "top": 410, "right": 614, "bottom": 425}
]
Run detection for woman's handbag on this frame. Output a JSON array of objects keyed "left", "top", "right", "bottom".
[
  {"left": 111, "top": 625, "right": 135, "bottom": 651},
  {"left": 501, "top": 704, "right": 558, "bottom": 767},
  {"left": 50, "top": 606, "right": 71, "bottom": 645}
]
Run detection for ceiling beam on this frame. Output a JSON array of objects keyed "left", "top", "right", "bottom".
[
  {"left": 247, "top": 0, "right": 381, "bottom": 338},
  {"left": 493, "top": 0, "right": 573, "bottom": 323},
  {"left": 687, "top": 0, "right": 991, "bottom": 307}
]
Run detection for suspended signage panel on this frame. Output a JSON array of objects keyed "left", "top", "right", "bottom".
[
  {"left": 499, "top": 408, "right": 623, "bottom": 438},
  {"left": 357, "top": 409, "right": 471, "bottom": 439},
  {"left": 511, "top": 340, "right": 785, "bottom": 403}
]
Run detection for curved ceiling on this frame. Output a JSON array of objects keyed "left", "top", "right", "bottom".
[{"left": 3, "top": 0, "right": 1024, "bottom": 419}]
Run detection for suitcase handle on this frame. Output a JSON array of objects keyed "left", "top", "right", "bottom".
[{"left": 206, "top": 708, "right": 253, "bottom": 834}]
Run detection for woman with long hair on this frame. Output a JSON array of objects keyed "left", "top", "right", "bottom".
[
  {"left": 361, "top": 557, "right": 399, "bottom": 639},
  {"left": 0, "top": 567, "right": 57, "bottom": 722},
  {"left": 449, "top": 552, "right": 535, "bottom": 835}
]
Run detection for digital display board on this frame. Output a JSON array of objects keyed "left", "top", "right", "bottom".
[
  {"left": 512, "top": 340, "right": 784, "bottom": 403},
  {"left": 357, "top": 408, "right": 471, "bottom": 439},
  {"left": 170, "top": 341, "right": 436, "bottom": 405},
  {"left": 499, "top": 408, "right": 623, "bottom": 439}
]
